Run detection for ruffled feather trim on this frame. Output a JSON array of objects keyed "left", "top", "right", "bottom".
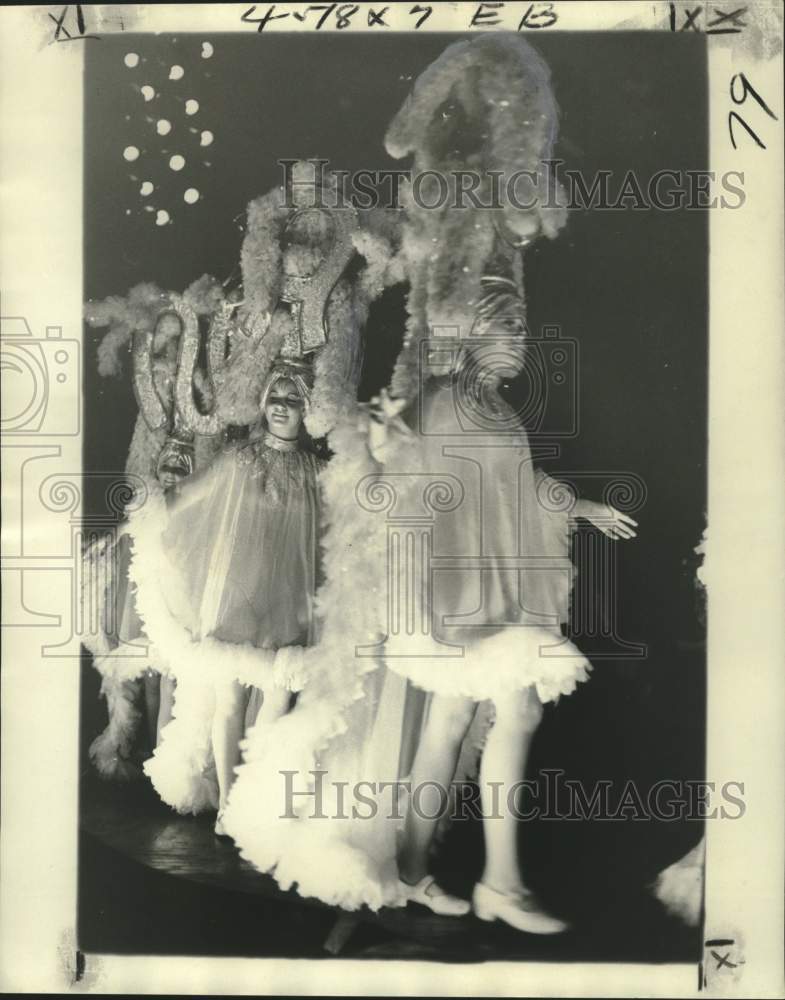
[
  {"left": 650, "top": 837, "right": 705, "bottom": 927},
  {"left": 142, "top": 646, "right": 304, "bottom": 814},
  {"left": 143, "top": 671, "right": 219, "bottom": 815},
  {"left": 223, "top": 683, "right": 404, "bottom": 911},
  {"left": 383, "top": 626, "right": 591, "bottom": 703},
  {"left": 268, "top": 827, "right": 403, "bottom": 912},
  {"left": 88, "top": 671, "right": 143, "bottom": 781}
]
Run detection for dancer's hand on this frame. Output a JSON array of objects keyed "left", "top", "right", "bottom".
[
  {"left": 368, "top": 389, "right": 408, "bottom": 425},
  {"left": 365, "top": 390, "right": 412, "bottom": 463},
  {"left": 573, "top": 499, "right": 638, "bottom": 540}
]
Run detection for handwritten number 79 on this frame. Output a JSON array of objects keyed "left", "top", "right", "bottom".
[{"left": 728, "top": 73, "right": 778, "bottom": 150}]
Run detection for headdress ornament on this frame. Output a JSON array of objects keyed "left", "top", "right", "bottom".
[{"left": 259, "top": 356, "right": 316, "bottom": 413}]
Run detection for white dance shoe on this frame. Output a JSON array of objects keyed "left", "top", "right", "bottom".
[
  {"left": 472, "top": 882, "right": 569, "bottom": 934},
  {"left": 214, "top": 810, "right": 230, "bottom": 839},
  {"left": 398, "top": 875, "right": 471, "bottom": 917}
]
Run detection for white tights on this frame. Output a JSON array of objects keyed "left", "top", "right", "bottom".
[
  {"left": 397, "top": 685, "right": 543, "bottom": 893},
  {"left": 212, "top": 680, "right": 292, "bottom": 811}
]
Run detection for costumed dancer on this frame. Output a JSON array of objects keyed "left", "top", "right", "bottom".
[
  {"left": 133, "top": 158, "right": 392, "bottom": 822},
  {"left": 379, "top": 34, "right": 639, "bottom": 930},
  {"left": 84, "top": 160, "right": 400, "bottom": 810},
  {"left": 132, "top": 358, "right": 326, "bottom": 830},
  {"left": 375, "top": 285, "right": 637, "bottom": 932},
  {"left": 380, "top": 34, "right": 639, "bottom": 931},
  {"left": 83, "top": 287, "right": 222, "bottom": 779}
]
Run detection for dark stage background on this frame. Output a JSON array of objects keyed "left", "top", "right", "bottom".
[{"left": 81, "top": 31, "right": 707, "bottom": 960}]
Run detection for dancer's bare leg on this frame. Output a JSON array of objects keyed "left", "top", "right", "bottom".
[
  {"left": 479, "top": 685, "right": 543, "bottom": 895},
  {"left": 473, "top": 685, "right": 567, "bottom": 932},
  {"left": 156, "top": 675, "right": 176, "bottom": 746},
  {"left": 142, "top": 669, "right": 160, "bottom": 749},
  {"left": 397, "top": 693, "right": 476, "bottom": 885},
  {"left": 255, "top": 686, "right": 292, "bottom": 725},
  {"left": 212, "top": 679, "right": 251, "bottom": 813}
]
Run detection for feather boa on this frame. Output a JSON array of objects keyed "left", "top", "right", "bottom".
[
  {"left": 305, "top": 278, "right": 361, "bottom": 440},
  {"left": 85, "top": 276, "right": 224, "bottom": 379},
  {"left": 238, "top": 186, "right": 288, "bottom": 335}
]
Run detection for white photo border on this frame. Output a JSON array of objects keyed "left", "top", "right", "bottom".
[{"left": 1, "top": 2, "right": 783, "bottom": 996}]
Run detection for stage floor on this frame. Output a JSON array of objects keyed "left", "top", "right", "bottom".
[{"left": 79, "top": 775, "right": 701, "bottom": 963}]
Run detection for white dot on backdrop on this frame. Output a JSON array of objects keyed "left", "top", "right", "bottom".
[
  {"left": 169, "top": 154, "right": 185, "bottom": 171},
  {"left": 201, "top": 42, "right": 214, "bottom": 59},
  {"left": 141, "top": 85, "right": 155, "bottom": 102},
  {"left": 156, "top": 119, "right": 172, "bottom": 136},
  {"left": 140, "top": 181, "right": 154, "bottom": 196},
  {"left": 124, "top": 53, "right": 139, "bottom": 68},
  {"left": 185, "top": 99, "right": 199, "bottom": 116},
  {"left": 123, "top": 146, "right": 140, "bottom": 162},
  {"left": 156, "top": 210, "right": 170, "bottom": 226},
  {"left": 184, "top": 188, "right": 200, "bottom": 204},
  {"left": 200, "top": 130, "right": 213, "bottom": 147},
  {"left": 169, "top": 65, "right": 184, "bottom": 81}
]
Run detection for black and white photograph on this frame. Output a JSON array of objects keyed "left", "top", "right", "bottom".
[{"left": 0, "top": 3, "right": 783, "bottom": 996}]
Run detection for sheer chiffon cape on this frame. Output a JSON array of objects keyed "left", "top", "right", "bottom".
[
  {"left": 223, "top": 387, "right": 591, "bottom": 909},
  {"left": 123, "top": 435, "right": 324, "bottom": 813}
]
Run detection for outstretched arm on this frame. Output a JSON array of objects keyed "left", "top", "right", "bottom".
[
  {"left": 366, "top": 389, "right": 414, "bottom": 464},
  {"left": 533, "top": 469, "right": 638, "bottom": 541}
]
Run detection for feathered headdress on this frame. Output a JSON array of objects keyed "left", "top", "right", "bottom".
[
  {"left": 384, "top": 35, "right": 566, "bottom": 399},
  {"left": 259, "top": 357, "right": 316, "bottom": 413}
]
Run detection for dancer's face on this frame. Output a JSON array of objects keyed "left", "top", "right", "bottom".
[
  {"left": 157, "top": 466, "right": 184, "bottom": 491},
  {"left": 156, "top": 439, "right": 193, "bottom": 491},
  {"left": 264, "top": 378, "right": 304, "bottom": 440}
]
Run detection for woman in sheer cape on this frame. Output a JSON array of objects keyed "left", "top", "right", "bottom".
[{"left": 126, "top": 360, "right": 326, "bottom": 828}]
